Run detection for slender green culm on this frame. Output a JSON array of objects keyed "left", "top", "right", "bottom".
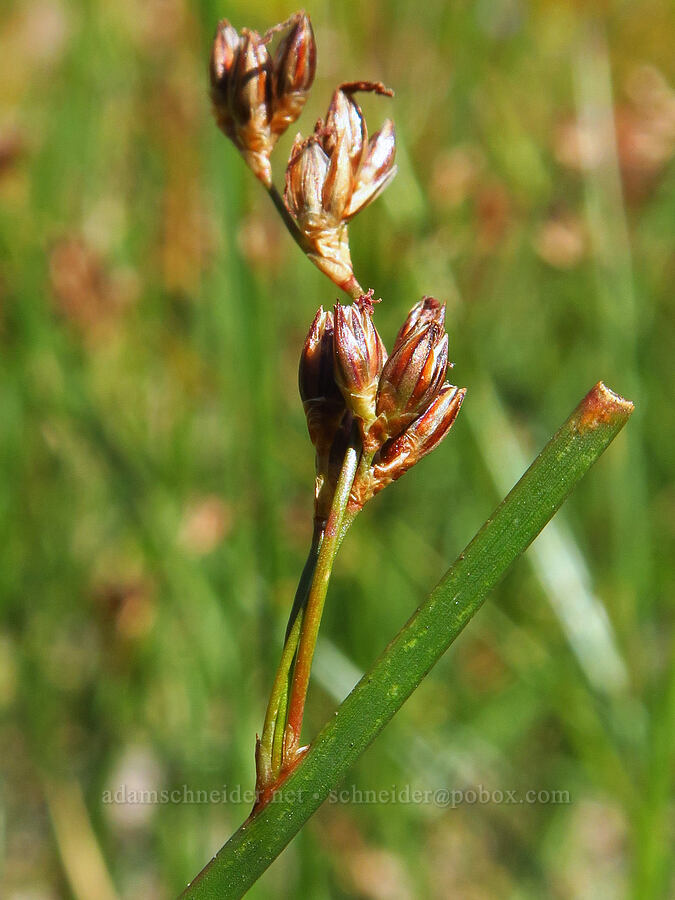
[{"left": 180, "top": 381, "right": 634, "bottom": 899}]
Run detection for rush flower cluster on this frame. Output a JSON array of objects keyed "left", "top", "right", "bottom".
[
  {"left": 285, "top": 84, "right": 397, "bottom": 295},
  {"left": 209, "top": 12, "right": 396, "bottom": 295},
  {"left": 210, "top": 13, "right": 316, "bottom": 187},
  {"left": 299, "top": 293, "right": 466, "bottom": 520}
]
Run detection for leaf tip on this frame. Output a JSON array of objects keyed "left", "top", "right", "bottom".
[{"left": 576, "top": 381, "right": 634, "bottom": 433}]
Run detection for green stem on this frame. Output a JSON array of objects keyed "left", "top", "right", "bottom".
[
  {"left": 258, "top": 524, "right": 324, "bottom": 786},
  {"left": 271, "top": 676, "right": 289, "bottom": 775},
  {"left": 283, "top": 435, "right": 361, "bottom": 764},
  {"left": 284, "top": 521, "right": 324, "bottom": 644},
  {"left": 266, "top": 185, "right": 364, "bottom": 300},
  {"left": 337, "top": 448, "right": 375, "bottom": 546},
  {"left": 180, "top": 382, "right": 633, "bottom": 900}
]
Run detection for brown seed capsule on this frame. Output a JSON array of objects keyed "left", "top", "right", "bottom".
[
  {"left": 283, "top": 83, "right": 397, "bottom": 294},
  {"left": 299, "top": 307, "right": 336, "bottom": 405},
  {"left": 392, "top": 296, "right": 445, "bottom": 352},
  {"left": 376, "top": 320, "right": 448, "bottom": 438},
  {"left": 345, "top": 119, "right": 397, "bottom": 219},
  {"left": 333, "top": 292, "right": 387, "bottom": 427},
  {"left": 299, "top": 307, "right": 352, "bottom": 525},
  {"left": 210, "top": 20, "right": 242, "bottom": 149},
  {"left": 209, "top": 14, "right": 318, "bottom": 188},
  {"left": 210, "top": 20, "right": 241, "bottom": 109},
  {"left": 231, "top": 31, "right": 272, "bottom": 126},
  {"left": 299, "top": 307, "right": 345, "bottom": 454},
  {"left": 323, "top": 86, "right": 368, "bottom": 175},
  {"left": 271, "top": 12, "right": 317, "bottom": 136},
  {"left": 372, "top": 384, "right": 466, "bottom": 492}
]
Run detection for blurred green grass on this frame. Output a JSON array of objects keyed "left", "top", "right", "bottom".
[{"left": 1, "top": 0, "right": 673, "bottom": 897}]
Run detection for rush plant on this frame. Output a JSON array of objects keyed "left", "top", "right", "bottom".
[
  {"left": 181, "top": 11, "right": 634, "bottom": 897},
  {"left": 209, "top": 11, "right": 465, "bottom": 799}
]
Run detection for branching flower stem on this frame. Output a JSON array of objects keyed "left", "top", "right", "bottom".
[
  {"left": 283, "top": 431, "right": 361, "bottom": 765},
  {"left": 338, "top": 448, "right": 377, "bottom": 542},
  {"left": 265, "top": 184, "right": 313, "bottom": 257},
  {"left": 265, "top": 184, "right": 364, "bottom": 299},
  {"left": 256, "top": 433, "right": 363, "bottom": 798},
  {"left": 258, "top": 524, "right": 323, "bottom": 783},
  {"left": 258, "top": 608, "right": 303, "bottom": 785}
]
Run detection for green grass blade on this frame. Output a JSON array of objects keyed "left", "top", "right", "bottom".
[{"left": 180, "top": 381, "right": 634, "bottom": 900}]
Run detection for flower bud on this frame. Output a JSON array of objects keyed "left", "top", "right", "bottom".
[
  {"left": 299, "top": 307, "right": 353, "bottom": 525},
  {"left": 322, "top": 130, "right": 354, "bottom": 225},
  {"left": 372, "top": 384, "right": 466, "bottom": 493},
  {"left": 323, "top": 83, "right": 397, "bottom": 217},
  {"left": 333, "top": 292, "right": 387, "bottom": 427},
  {"left": 231, "top": 31, "right": 272, "bottom": 126},
  {"left": 345, "top": 119, "right": 397, "bottom": 219},
  {"left": 299, "top": 307, "right": 345, "bottom": 455},
  {"left": 285, "top": 135, "right": 331, "bottom": 228},
  {"left": 270, "top": 12, "right": 316, "bottom": 136},
  {"left": 285, "top": 128, "right": 353, "bottom": 230},
  {"left": 283, "top": 84, "right": 396, "bottom": 294},
  {"left": 284, "top": 131, "right": 357, "bottom": 292},
  {"left": 209, "top": 14, "right": 318, "bottom": 188},
  {"left": 376, "top": 321, "right": 448, "bottom": 438},
  {"left": 210, "top": 23, "right": 275, "bottom": 185},
  {"left": 392, "top": 296, "right": 445, "bottom": 351},
  {"left": 210, "top": 20, "right": 241, "bottom": 107},
  {"left": 324, "top": 86, "right": 368, "bottom": 175}
]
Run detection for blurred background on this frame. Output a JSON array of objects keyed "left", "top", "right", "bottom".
[{"left": 1, "top": 0, "right": 673, "bottom": 896}]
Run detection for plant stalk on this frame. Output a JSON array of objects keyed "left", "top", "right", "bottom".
[
  {"left": 283, "top": 435, "right": 361, "bottom": 764},
  {"left": 266, "top": 184, "right": 314, "bottom": 257},
  {"left": 257, "top": 523, "right": 324, "bottom": 787},
  {"left": 265, "top": 185, "right": 363, "bottom": 299}
]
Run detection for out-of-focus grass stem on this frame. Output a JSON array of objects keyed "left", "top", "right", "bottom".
[
  {"left": 43, "top": 774, "right": 119, "bottom": 900},
  {"left": 574, "top": 22, "right": 652, "bottom": 614}
]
